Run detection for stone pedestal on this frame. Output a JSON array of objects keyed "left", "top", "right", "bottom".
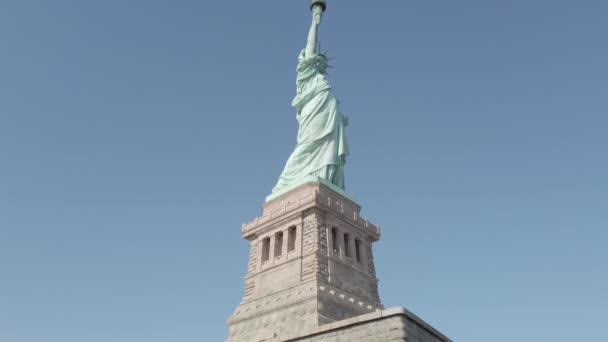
[{"left": 227, "top": 182, "right": 451, "bottom": 342}]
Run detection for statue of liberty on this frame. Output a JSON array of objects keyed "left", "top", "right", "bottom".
[{"left": 271, "top": 1, "right": 349, "bottom": 197}]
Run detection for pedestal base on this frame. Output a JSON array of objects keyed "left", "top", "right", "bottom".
[{"left": 228, "top": 307, "right": 451, "bottom": 342}]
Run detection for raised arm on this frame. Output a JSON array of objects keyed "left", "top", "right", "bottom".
[{"left": 305, "top": 5, "right": 324, "bottom": 58}]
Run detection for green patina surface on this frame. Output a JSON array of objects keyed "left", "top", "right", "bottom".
[{"left": 270, "top": 2, "right": 350, "bottom": 200}]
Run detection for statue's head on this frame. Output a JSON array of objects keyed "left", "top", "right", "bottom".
[{"left": 316, "top": 53, "right": 329, "bottom": 74}]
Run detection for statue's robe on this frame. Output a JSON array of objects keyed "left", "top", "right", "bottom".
[{"left": 272, "top": 50, "right": 349, "bottom": 194}]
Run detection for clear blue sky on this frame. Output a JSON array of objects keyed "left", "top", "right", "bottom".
[{"left": 1, "top": 1, "right": 606, "bottom": 341}]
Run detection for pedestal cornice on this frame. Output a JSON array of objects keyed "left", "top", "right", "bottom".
[{"left": 242, "top": 181, "right": 380, "bottom": 241}]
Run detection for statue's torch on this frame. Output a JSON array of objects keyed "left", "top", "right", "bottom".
[
  {"left": 311, "top": 0, "right": 326, "bottom": 25},
  {"left": 311, "top": 0, "right": 326, "bottom": 12}
]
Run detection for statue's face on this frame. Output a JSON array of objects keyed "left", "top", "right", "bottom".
[{"left": 317, "top": 58, "right": 328, "bottom": 73}]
